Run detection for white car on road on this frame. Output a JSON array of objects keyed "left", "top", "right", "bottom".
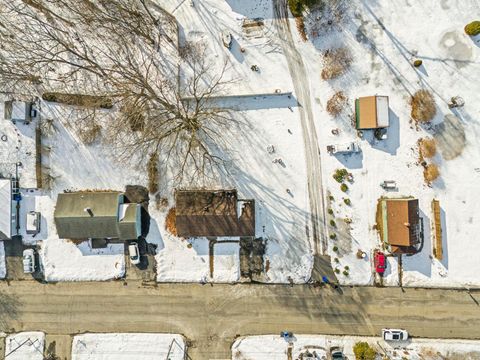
[{"left": 382, "top": 328, "right": 408, "bottom": 341}]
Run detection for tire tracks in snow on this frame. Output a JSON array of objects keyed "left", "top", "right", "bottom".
[{"left": 273, "top": 0, "right": 328, "bottom": 256}]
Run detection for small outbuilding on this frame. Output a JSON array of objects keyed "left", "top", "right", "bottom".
[
  {"left": 377, "top": 198, "right": 421, "bottom": 254},
  {"left": 4, "top": 100, "right": 33, "bottom": 123},
  {"left": 175, "top": 189, "right": 255, "bottom": 238},
  {"left": 54, "top": 191, "right": 141, "bottom": 241},
  {"left": 355, "top": 95, "right": 390, "bottom": 129}
]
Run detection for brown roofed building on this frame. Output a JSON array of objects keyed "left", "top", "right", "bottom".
[
  {"left": 175, "top": 189, "right": 255, "bottom": 238},
  {"left": 378, "top": 198, "right": 421, "bottom": 254},
  {"left": 355, "top": 95, "right": 390, "bottom": 129}
]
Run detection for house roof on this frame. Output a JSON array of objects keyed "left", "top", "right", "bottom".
[
  {"left": 175, "top": 189, "right": 255, "bottom": 237},
  {"left": 383, "top": 198, "right": 420, "bottom": 250},
  {"left": 355, "top": 96, "right": 389, "bottom": 129},
  {"left": 0, "top": 179, "right": 12, "bottom": 240},
  {"left": 54, "top": 191, "right": 123, "bottom": 239}
]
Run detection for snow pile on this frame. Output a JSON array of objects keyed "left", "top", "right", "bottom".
[
  {"left": 71, "top": 333, "right": 186, "bottom": 360},
  {"left": 232, "top": 334, "right": 480, "bottom": 360},
  {"left": 4, "top": 332, "right": 45, "bottom": 360}
]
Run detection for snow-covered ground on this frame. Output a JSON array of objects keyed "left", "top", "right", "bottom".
[
  {"left": 4, "top": 332, "right": 45, "bottom": 360},
  {"left": 71, "top": 333, "right": 186, "bottom": 360},
  {"left": 292, "top": 0, "right": 480, "bottom": 286},
  {"left": 232, "top": 334, "right": 480, "bottom": 360}
]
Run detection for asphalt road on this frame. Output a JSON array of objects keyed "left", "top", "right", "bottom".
[
  {"left": 1, "top": 281, "right": 480, "bottom": 359},
  {"left": 273, "top": 0, "right": 328, "bottom": 255}
]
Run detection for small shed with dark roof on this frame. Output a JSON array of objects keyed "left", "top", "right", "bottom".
[{"left": 175, "top": 189, "right": 255, "bottom": 238}]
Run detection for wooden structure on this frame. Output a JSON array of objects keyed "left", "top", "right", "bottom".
[{"left": 431, "top": 199, "right": 443, "bottom": 260}]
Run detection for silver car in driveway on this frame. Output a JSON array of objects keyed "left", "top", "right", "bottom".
[{"left": 23, "top": 249, "right": 36, "bottom": 274}]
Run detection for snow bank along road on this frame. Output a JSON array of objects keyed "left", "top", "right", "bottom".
[
  {"left": 273, "top": 0, "right": 328, "bottom": 255},
  {"left": 1, "top": 281, "right": 480, "bottom": 359}
]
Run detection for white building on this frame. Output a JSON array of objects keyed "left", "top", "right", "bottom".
[{"left": 0, "top": 178, "right": 15, "bottom": 240}]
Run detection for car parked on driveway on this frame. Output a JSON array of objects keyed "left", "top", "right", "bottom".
[
  {"left": 128, "top": 242, "right": 141, "bottom": 265},
  {"left": 382, "top": 328, "right": 408, "bottom": 341},
  {"left": 374, "top": 250, "right": 386, "bottom": 275},
  {"left": 22, "top": 248, "right": 36, "bottom": 274},
  {"left": 330, "top": 346, "right": 345, "bottom": 359}
]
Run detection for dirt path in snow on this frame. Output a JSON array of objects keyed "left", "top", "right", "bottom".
[{"left": 273, "top": 0, "right": 328, "bottom": 256}]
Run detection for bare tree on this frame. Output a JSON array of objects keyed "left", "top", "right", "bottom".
[{"left": 0, "top": 0, "right": 237, "bottom": 184}]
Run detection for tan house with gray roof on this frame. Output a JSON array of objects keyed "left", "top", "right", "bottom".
[{"left": 54, "top": 191, "right": 141, "bottom": 241}]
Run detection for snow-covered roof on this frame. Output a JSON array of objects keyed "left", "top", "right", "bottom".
[
  {"left": 0, "top": 179, "right": 12, "bottom": 239},
  {"left": 4, "top": 100, "right": 30, "bottom": 121}
]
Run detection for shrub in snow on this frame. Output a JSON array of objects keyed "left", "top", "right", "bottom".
[
  {"left": 333, "top": 168, "right": 348, "bottom": 182},
  {"left": 424, "top": 163, "right": 440, "bottom": 183},
  {"left": 413, "top": 59, "right": 423, "bottom": 67},
  {"left": 464, "top": 21, "right": 480, "bottom": 36},
  {"left": 418, "top": 137, "right": 437, "bottom": 159},
  {"left": 326, "top": 91, "right": 347, "bottom": 116},
  {"left": 328, "top": 208, "right": 334, "bottom": 215},
  {"left": 329, "top": 233, "right": 337, "bottom": 240},
  {"left": 343, "top": 270, "right": 349, "bottom": 276},
  {"left": 334, "top": 257, "right": 339, "bottom": 263},
  {"left": 332, "top": 245, "right": 338, "bottom": 252},
  {"left": 165, "top": 207, "right": 177, "bottom": 236},
  {"left": 330, "top": 219, "right": 336, "bottom": 227},
  {"left": 410, "top": 90, "right": 436, "bottom": 123},
  {"left": 340, "top": 183, "right": 348, "bottom": 192},
  {"left": 353, "top": 342, "right": 377, "bottom": 360},
  {"left": 148, "top": 152, "right": 159, "bottom": 194},
  {"left": 321, "top": 47, "right": 352, "bottom": 80},
  {"left": 288, "top": 0, "right": 319, "bottom": 17},
  {"left": 335, "top": 268, "right": 340, "bottom": 274},
  {"left": 343, "top": 198, "right": 351, "bottom": 206}
]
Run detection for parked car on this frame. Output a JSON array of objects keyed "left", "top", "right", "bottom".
[
  {"left": 327, "top": 142, "right": 361, "bottom": 154},
  {"left": 26, "top": 211, "right": 41, "bottom": 235},
  {"left": 382, "top": 328, "right": 408, "bottom": 341},
  {"left": 374, "top": 250, "right": 386, "bottom": 275},
  {"left": 330, "top": 346, "right": 345, "bottom": 359},
  {"left": 128, "top": 242, "right": 141, "bottom": 265},
  {"left": 22, "top": 249, "right": 36, "bottom": 274}
]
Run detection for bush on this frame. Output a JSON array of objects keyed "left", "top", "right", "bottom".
[
  {"left": 424, "top": 163, "right": 440, "bottom": 183},
  {"left": 333, "top": 168, "right": 348, "bottom": 183},
  {"left": 344, "top": 198, "right": 351, "bottom": 206},
  {"left": 413, "top": 59, "right": 423, "bottom": 67},
  {"left": 418, "top": 137, "right": 437, "bottom": 159},
  {"left": 465, "top": 21, "right": 480, "bottom": 36},
  {"left": 340, "top": 183, "right": 348, "bottom": 192},
  {"left": 321, "top": 47, "right": 352, "bottom": 80},
  {"left": 330, "top": 219, "right": 336, "bottom": 227},
  {"left": 289, "top": 0, "right": 320, "bottom": 17},
  {"left": 329, "top": 233, "right": 337, "bottom": 240},
  {"left": 328, "top": 208, "right": 334, "bottom": 215},
  {"left": 334, "top": 257, "right": 339, "bottom": 263},
  {"left": 147, "top": 152, "right": 159, "bottom": 194},
  {"left": 332, "top": 245, "right": 338, "bottom": 252},
  {"left": 165, "top": 207, "right": 177, "bottom": 236},
  {"left": 344, "top": 265, "right": 349, "bottom": 271},
  {"left": 353, "top": 342, "right": 377, "bottom": 360},
  {"left": 334, "top": 268, "right": 340, "bottom": 274},
  {"left": 326, "top": 91, "right": 347, "bottom": 116},
  {"left": 329, "top": 195, "right": 335, "bottom": 201},
  {"left": 343, "top": 270, "right": 349, "bottom": 276},
  {"left": 77, "top": 121, "right": 101, "bottom": 145},
  {"left": 411, "top": 90, "right": 436, "bottom": 123}
]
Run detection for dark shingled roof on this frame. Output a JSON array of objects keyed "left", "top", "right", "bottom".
[
  {"left": 175, "top": 189, "right": 255, "bottom": 237},
  {"left": 54, "top": 191, "right": 140, "bottom": 240}
]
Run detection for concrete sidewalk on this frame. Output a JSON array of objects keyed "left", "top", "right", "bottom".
[{"left": 1, "top": 281, "right": 480, "bottom": 359}]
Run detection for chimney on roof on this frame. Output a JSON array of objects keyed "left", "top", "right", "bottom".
[{"left": 84, "top": 207, "right": 94, "bottom": 217}]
